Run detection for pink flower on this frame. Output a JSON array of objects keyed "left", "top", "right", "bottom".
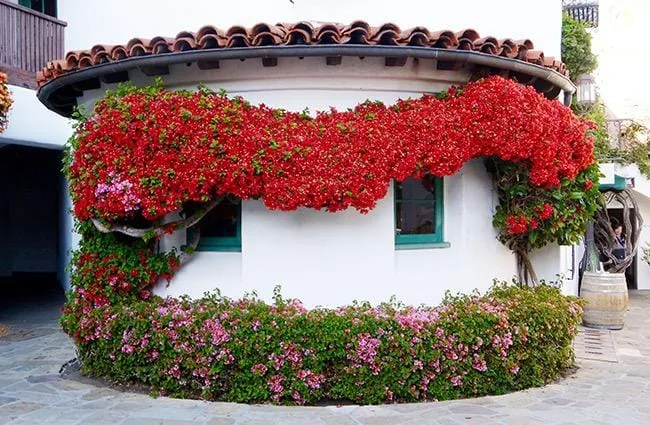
[
  {"left": 472, "top": 354, "right": 487, "bottom": 372},
  {"left": 268, "top": 375, "right": 284, "bottom": 394},
  {"left": 251, "top": 363, "right": 268, "bottom": 376},
  {"left": 355, "top": 333, "right": 381, "bottom": 365}
]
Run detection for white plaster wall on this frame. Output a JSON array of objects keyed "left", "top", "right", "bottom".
[
  {"left": 58, "top": 0, "right": 561, "bottom": 57},
  {"left": 156, "top": 160, "right": 517, "bottom": 308},
  {"left": 57, "top": 174, "right": 75, "bottom": 292},
  {"left": 394, "top": 159, "right": 515, "bottom": 304},
  {"left": 530, "top": 244, "right": 579, "bottom": 296},
  {"left": 77, "top": 56, "right": 471, "bottom": 111},
  {"left": 633, "top": 195, "right": 650, "bottom": 290},
  {"left": 0, "top": 85, "right": 71, "bottom": 149}
]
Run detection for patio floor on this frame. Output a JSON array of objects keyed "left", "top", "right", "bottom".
[{"left": 1, "top": 290, "right": 649, "bottom": 425}]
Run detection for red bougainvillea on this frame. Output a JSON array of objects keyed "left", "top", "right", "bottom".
[{"left": 67, "top": 76, "right": 594, "bottom": 222}]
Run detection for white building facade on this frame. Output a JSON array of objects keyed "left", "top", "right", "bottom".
[
  {"left": 0, "top": 0, "right": 72, "bottom": 289},
  {"left": 8, "top": 0, "right": 584, "bottom": 305}
]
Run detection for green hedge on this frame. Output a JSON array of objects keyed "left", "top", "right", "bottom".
[{"left": 62, "top": 283, "right": 582, "bottom": 405}]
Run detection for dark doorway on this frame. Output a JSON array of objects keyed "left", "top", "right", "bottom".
[
  {"left": 607, "top": 207, "right": 638, "bottom": 290},
  {"left": 0, "top": 145, "right": 64, "bottom": 325}
]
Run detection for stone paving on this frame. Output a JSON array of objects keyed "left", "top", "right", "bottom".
[{"left": 1, "top": 291, "right": 649, "bottom": 425}]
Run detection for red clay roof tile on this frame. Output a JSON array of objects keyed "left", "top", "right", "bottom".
[{"left": 36, "top": 20, "right": 568, "bottom": 87}]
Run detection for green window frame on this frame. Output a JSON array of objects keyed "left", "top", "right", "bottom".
[
  {"left": 18, "top": 0, "right": 57, "bottom": 17},
  {"left": 394, "top": 176, "right": 446, "bottom": 249},
  {"left": 196, "top": 199, "right": 242, "bottom": 252}
]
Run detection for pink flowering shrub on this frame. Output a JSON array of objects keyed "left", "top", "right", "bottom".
[{"left": 62, "top": 283, "right": 582, "bottom": 405}]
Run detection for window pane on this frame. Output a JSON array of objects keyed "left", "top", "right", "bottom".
[
  {"left": 396, "top": 176, "right": 435, "bottom": 201},
  {"left": 200, "top": 199, "right": 239, "bottom": 238},
  {"left": 30, "top": 0, "right": 44, "bottom": 13},
  {"left": 44, "top": 0, "right": 57, "bottom": 17},
  {"left": 396, "top": 202, "right": 435, "bottom": 235}
]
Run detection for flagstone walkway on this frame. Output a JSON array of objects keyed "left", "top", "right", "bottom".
[{"left": 1, "top": 291, "right": 649, "bottom": 425}]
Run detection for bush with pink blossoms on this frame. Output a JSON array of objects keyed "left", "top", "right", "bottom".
[{"left": 62, "top": 283, "right": 582, "bottom": 405}]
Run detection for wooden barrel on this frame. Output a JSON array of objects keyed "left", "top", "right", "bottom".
[{"left": 580, "top": 271, "right": 628, "bottom": 330}]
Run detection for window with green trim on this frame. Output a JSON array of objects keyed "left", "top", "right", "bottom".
[
  {"left": 196, "top": 198, "right": 241, "bottom": 252},
  {"left": 18, "top": 0, "right": 57, "bottom": 17},
  {"left": 394, "top": 176, "right": 444, "bottom": 246}
]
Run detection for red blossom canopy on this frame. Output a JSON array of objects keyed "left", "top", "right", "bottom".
[{"left": 69, "top": 76, "right": 594, "bottom": 222}]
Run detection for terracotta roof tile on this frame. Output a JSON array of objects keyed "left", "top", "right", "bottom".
[
  {"left": 525, "top": 49, "right": 544, "bottom": 65},
  {"left": 37, "top": 20, "right": 568, "bottom": 88}
]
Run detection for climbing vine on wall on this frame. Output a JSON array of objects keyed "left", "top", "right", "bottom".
[
  {"left": 65, "top": 76, "right": 599, "bottom": 286},
  {"left": 489, "top": 160, "right": 601, "bottom": 283},
  {"left": 0, "top": 72, "right": 12, "bottom": 134}
]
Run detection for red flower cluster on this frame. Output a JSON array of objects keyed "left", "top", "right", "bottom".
[
  {"left": 506, "top": 215, "right": 529, "bottom": 235},
  {"left": 68, "top": 77, "right": 594, "bottom": 222},
  {"left": 73, "top": 245, "right": 177, "bottom": 306},
  {"left": 538, "top": 203, "right": 554, "bottom": 220},
  {"left": 506, "top": 203, "right": 555, "bottom": 235}
]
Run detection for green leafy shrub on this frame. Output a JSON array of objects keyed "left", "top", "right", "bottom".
[
  {"left": 562, "top": 14, "right": 597, "bottom": 81},
  {"left": 62, "top": 283, "right": 582, "bottom": 405}
]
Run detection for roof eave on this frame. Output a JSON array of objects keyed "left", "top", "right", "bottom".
[{"left": 37, "top": 45, "right": 576, "bottom": 117}]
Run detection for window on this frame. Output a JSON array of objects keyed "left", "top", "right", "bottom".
[
  {"left": 18, "top": 0, "right": 57, "bottom": 17},
  {"left": 394, "top": 176, "right": 445, "bottom": 248},
  {"left": 196, "top": 198, "right": 241, "bottom": 252}
]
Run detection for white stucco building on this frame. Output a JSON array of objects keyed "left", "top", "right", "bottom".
[
  {"left": 5, "top": 0, "right": 587, "bottom": 306},
  {"left": 569, "top": 0, "right": 650, "bottom": 290}
]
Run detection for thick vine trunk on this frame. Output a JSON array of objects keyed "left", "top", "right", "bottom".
[
  {"left": 91, "top": 196, "right": 224, "bottom": 239},
  {"left": 594, "top": 189, "right": 643, "bottom": 273},
  {"left": 515, "top": 249, "right": 538, "bottom": 287}
]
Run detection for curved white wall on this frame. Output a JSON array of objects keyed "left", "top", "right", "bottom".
[
  {"left": 83, "top": 57, "right": 522, "bottom": 307},
  {"left": 157, "top": 159, "right": 516, "bottom": 308}
]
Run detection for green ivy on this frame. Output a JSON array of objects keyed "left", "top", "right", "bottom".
[{"left": 561, "top": 14, "right": 598, "bottom": 81}]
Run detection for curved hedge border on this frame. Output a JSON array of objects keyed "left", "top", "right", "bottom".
[{"left": 63, "top": 283, "right": 582, "bottom": 405}]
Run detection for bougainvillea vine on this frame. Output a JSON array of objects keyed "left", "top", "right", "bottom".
[
  {"left": 65, "top": 75, "right": 600, "bottom": 283},
  {"left": 0, "top": 72, "right": 12, "bottom": 134},
  {"left": 68, "top": 76, "right": 594, "bottom": 222}
]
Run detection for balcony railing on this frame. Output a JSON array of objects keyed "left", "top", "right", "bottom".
[
  {"left": 564, "top": 2, "right": 599, "bottom": 27},
  {"left": 0, "top": 0, "right": 66, "bottom": 89}
]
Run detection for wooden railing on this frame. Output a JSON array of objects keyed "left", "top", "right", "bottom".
[{"left": 0, "top": 0, "right": 66, "bottom": 89}]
